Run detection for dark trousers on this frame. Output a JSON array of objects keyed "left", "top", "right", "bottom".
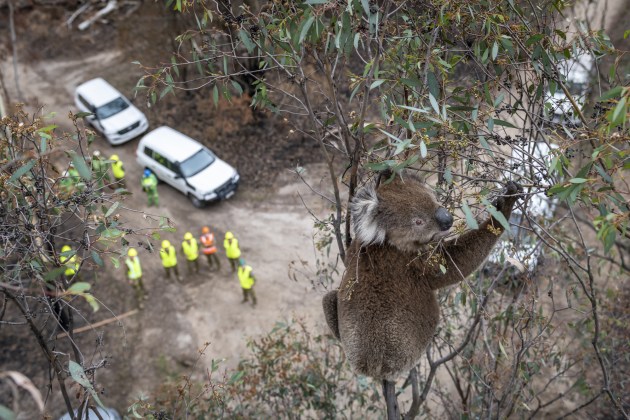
[
  {"left": 241, "top": 288, "right": 257, "bottom": 305},
  {"left": 164, "top": 265, "right": 180, "bottom": 280},
  {"left": 187, "top": 258, "right": 199, "bottom": 274},
  {"left": 228, "top": 257, "right": 239, "bottom": 272},
  {"left": 131, "top": 277, "right": 146, "bottom": 307},
  {"left": 205, "top": 253, "right": 221, "bottom": 270}
]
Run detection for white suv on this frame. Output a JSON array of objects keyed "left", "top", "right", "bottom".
[
  {"left": 136, "top": 126, "right": 239, "bottom": 207},
  {"left": 75, "top": 78, "right": 149, "bottom": 145}
]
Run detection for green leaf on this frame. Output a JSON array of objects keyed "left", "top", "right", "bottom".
[
  {"left": 428, "top": 93, "right": 440, "bottom": 116},
  {"left": 569, "top": 178, "right": 587, "bottom": 184},
  {"left": 493, "top": 119, "right": 517, "bottom": 128},
  {"left": 597, "top": 86, "right": 624, "bottom": 101},
  {"left": 110, "top": 257, "right": 120, "bottom": 269},
  {"left": 398, "top": 105, "right": 428, "bottom": 114},
  {"left": 305, "top": 0, "right": 328, "bottom": 3},
  {"left": 69, "top": 361, "right": 105, "bottom": 409},
  {"left": 67, "top": 282, "right": 92, "bottom": 294},
  {"left": 44, "top": 266, "right": 67, "bottom": 281},
  {"left": 462, "top": 200, "right": 479, "bottom": 230},
  {"left": 525, "top": 34, "right": 544, "bottom": 46},
  {"left": 0, "top": 404, "right": 15, "bottom": 420},
  {"left": 91, "top": 250, "right": 104, "bottom": 267},
  {"left": 212, "top": 85, "right": 219, "bottom": 106},
  {"left": 419, "top": 141, "right": 427, "bottom": 158},
  {"left": 74, "top": 111, "right": 94, "bottom": 119},
  {"left": 69, "top": 152, "right": 92, "bottom": 181},
  {"left": 610, "top": 96, "right": 627, "bottom": 125},
  {"left": 230, "top": 80, "right": 243, "bottom": 95},
  {"left": 239, "top": 29, "right": 255, "bottom": 54},
  {"left": 299, "top": 15, "right": 315, "bottom": 44},
  {"left": 491, "top": 41, "right": 499, "bottom": 60},
  {"left": 369, "top": 79, "right": 385, "bottom": 90},
  {"left": 105, "top": 202, "right": 120, "bottom": 218},
  {"left": 444, "top": 167, "right": 452, "bottom": 185},
  {"left": 8, "top": 160, "right": 35, "bottom": 184},
  {"left": 439, "top": 264, "right": 447, "bottom": 274},
  {"left": 481, "top": 199, "right": 511, "bottom": 232}
]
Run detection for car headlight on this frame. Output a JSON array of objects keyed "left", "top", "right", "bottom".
[{"left": 232, "top": 173, "right": 240, "bottom": 183}]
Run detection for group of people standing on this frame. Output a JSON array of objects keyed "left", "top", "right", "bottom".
[
  {"left": 59, "top": 151, "right": 258, "bottom": 311},
  {"left": 124, "top": 228, "right": 257, "bottom": 309}
]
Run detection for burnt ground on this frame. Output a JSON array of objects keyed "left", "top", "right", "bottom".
[{"left": 0, "top": 2, "right": 336, "bottom": 418}]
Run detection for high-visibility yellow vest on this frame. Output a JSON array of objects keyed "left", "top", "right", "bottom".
[
  {"left": 112, "top": 160, "right": 125, "bottom": 179},
  {"left": 160, "top": 245, "right": 177, "bottom": 268},
  {"left": 200, "top": 233, "right": 217, "bottom": 255},
  {"left": 238, "top": 265, "right": 254, "bottom": 289},
  {"left": 60, "top": 254, "right": 78, "bottom": 277},
  {"left": 125, "top": 256, "right": 142, "bottom": 280},
  {"left": 182, "top": 238, "right": 199, "bottom": 261},
  {"left": 224, "top": 238, "right": 241, "bottom": 259}
]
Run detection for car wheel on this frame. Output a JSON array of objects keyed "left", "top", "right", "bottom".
[{"left": 189, "top": 194, "right": 205, "bottom": 208}]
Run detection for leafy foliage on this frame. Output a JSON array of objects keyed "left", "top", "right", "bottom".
[{"left": 136, "top": 0, "right": 629, "bottom": 417}]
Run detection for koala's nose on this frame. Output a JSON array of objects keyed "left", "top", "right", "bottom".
[{"left": 435, "top": 207, "right": 453, "bottom": 231}]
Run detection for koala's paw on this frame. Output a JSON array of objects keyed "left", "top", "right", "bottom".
[{"left": 496, "top": 181, "right": 523, "bottom": 211}]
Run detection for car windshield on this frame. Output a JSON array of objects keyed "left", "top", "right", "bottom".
[
  {"left": 95, "top": 97, "right": 129, "bottom": 119},
  {"left": 179, "top": 149, "right": 216, "bottom": 177}
]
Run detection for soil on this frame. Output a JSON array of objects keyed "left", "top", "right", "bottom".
[{"left": 0, "top": 3, "right": 335, "bottom": 418}]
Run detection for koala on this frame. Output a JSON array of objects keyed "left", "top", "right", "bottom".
[{"left": 322, "top": 172, "right": 521, "bottom": 382}]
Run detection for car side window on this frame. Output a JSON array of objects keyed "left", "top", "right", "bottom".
[{"left": 152, "top": 151, "right": 178, "bottom": 173}]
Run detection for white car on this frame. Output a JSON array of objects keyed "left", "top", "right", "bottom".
[
  {"left": 75, "top": 78, "right": 149, "bottom": 145},
  {"left": 136, "top": 126, "right": 239, "bottom": 207},
  {"left": 544, "top": 52, "right": 594, "bottom": 126}
]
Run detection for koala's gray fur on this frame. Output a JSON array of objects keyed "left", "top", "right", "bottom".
[{"left": 323, "top": 173, "right": 521, "bottom": 381}]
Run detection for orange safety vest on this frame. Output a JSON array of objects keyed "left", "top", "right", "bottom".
[{"left": 200, "top": 233, "right": 217, "bottom": 255}]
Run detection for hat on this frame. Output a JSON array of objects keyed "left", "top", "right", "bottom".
[
  {"left": 110, "top": 154, "right": 119, "bottom": 161},
  {"left": 143, "top": 169, "right": 151, "bottom": 177},
  {"left": 128, "top": 248, "right": 138, "bottom": 257},
  {"left": 61, "top": 245, "right": 72, "bottom": 253},
  {"left": 225, "top": 231, "right": 234, "bottom": 240},
  {"left": 184, "top": 232, "right": 193, "bottom": 240},
  {"left": 93, "top": 150, "right": 101, "bottom": 157},
  {"left": 202, "top": 226, "right": 210, "bottom": 234},
  {"left": 162, "top": 240, "right": 171, "bottom": 248}
]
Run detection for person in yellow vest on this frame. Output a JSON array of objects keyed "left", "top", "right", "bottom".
[
  {"left": 223, "top": 231, "right": 241, "bottom": 272},
  {"left": 109, "top": 154, "right": 126, "bottom": 189},
  {"left": 160, "top": 240, "right": 181, "bottom": 281},
  {"left": 200, "top": 226, "right": 220, "bottom": 271},
  {"left": 181, "top": 232, "right": 199, "bottom": 275},
  {"left": 60, "top": 245, "right": 79, "bottom": 282},
  {"left": 125, "top": 248, "right": 146, "bottom": 309},
  {"left": 237, "top": 258, "right": 257, "bottom": 306}
]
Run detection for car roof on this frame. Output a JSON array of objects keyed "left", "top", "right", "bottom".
[
  {"left": 76, "top": 78, "right": 124, "bottom": 107},
  {"left": 140, "top": 126, "right": 204, "bottom": 162}
]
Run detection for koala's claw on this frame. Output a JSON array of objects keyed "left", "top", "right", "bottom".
[{"left": 504, "top": 181, "right": 523, "bottom": 197}]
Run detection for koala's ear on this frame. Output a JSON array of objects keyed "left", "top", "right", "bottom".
[{"left": 350, "top": 181, "right": 386, "bottom": 246}]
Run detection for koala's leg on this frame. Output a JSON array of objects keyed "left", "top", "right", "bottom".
[
  {"left": 322, "top": 291, "right": 341, "bottom": 340},
  {"left": 430, "top": 181, "right": 523, "bottom": 290}
]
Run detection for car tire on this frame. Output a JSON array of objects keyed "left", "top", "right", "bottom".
[{"left": 189, "top": 194, "right": 205, "bottom": 208}]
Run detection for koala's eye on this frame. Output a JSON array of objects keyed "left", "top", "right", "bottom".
[{"left": 414, "top": 218, "right": 424, "bottom": 226}]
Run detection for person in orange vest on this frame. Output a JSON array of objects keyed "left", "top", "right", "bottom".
[
  {"left": 237, "top": 258, "right": 257, "bottom": 306},
  {"left": 200, "top": 226, "right": 220, "bottom": 271},
  {"left": 181, "top": 232, "right": 200, "bottom": 275},
  {"left": 223, "top": 231, "right": 241, "bottom": 272}
]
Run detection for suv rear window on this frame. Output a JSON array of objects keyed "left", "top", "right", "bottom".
[
  {"left": 179, "top": 149, "right": 215, "bottom": 177},
  {"left": 96, "top": 97, "right": 129, "bottom": 119}
]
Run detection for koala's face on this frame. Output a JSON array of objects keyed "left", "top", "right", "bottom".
[{"left": 351, "top": 174, "right": 453, "bottom": 252}]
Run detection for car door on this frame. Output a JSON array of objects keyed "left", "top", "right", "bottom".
[
  {"left": 76, "top": 94, "right": 100, "bottom": 131},
  {"left": 151, "top": 151, "right": 188, "bottom": 194}
]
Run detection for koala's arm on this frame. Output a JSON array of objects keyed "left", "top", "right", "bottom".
[{"left": 428, "top": 182, "right": 522, "bottom": 290}]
